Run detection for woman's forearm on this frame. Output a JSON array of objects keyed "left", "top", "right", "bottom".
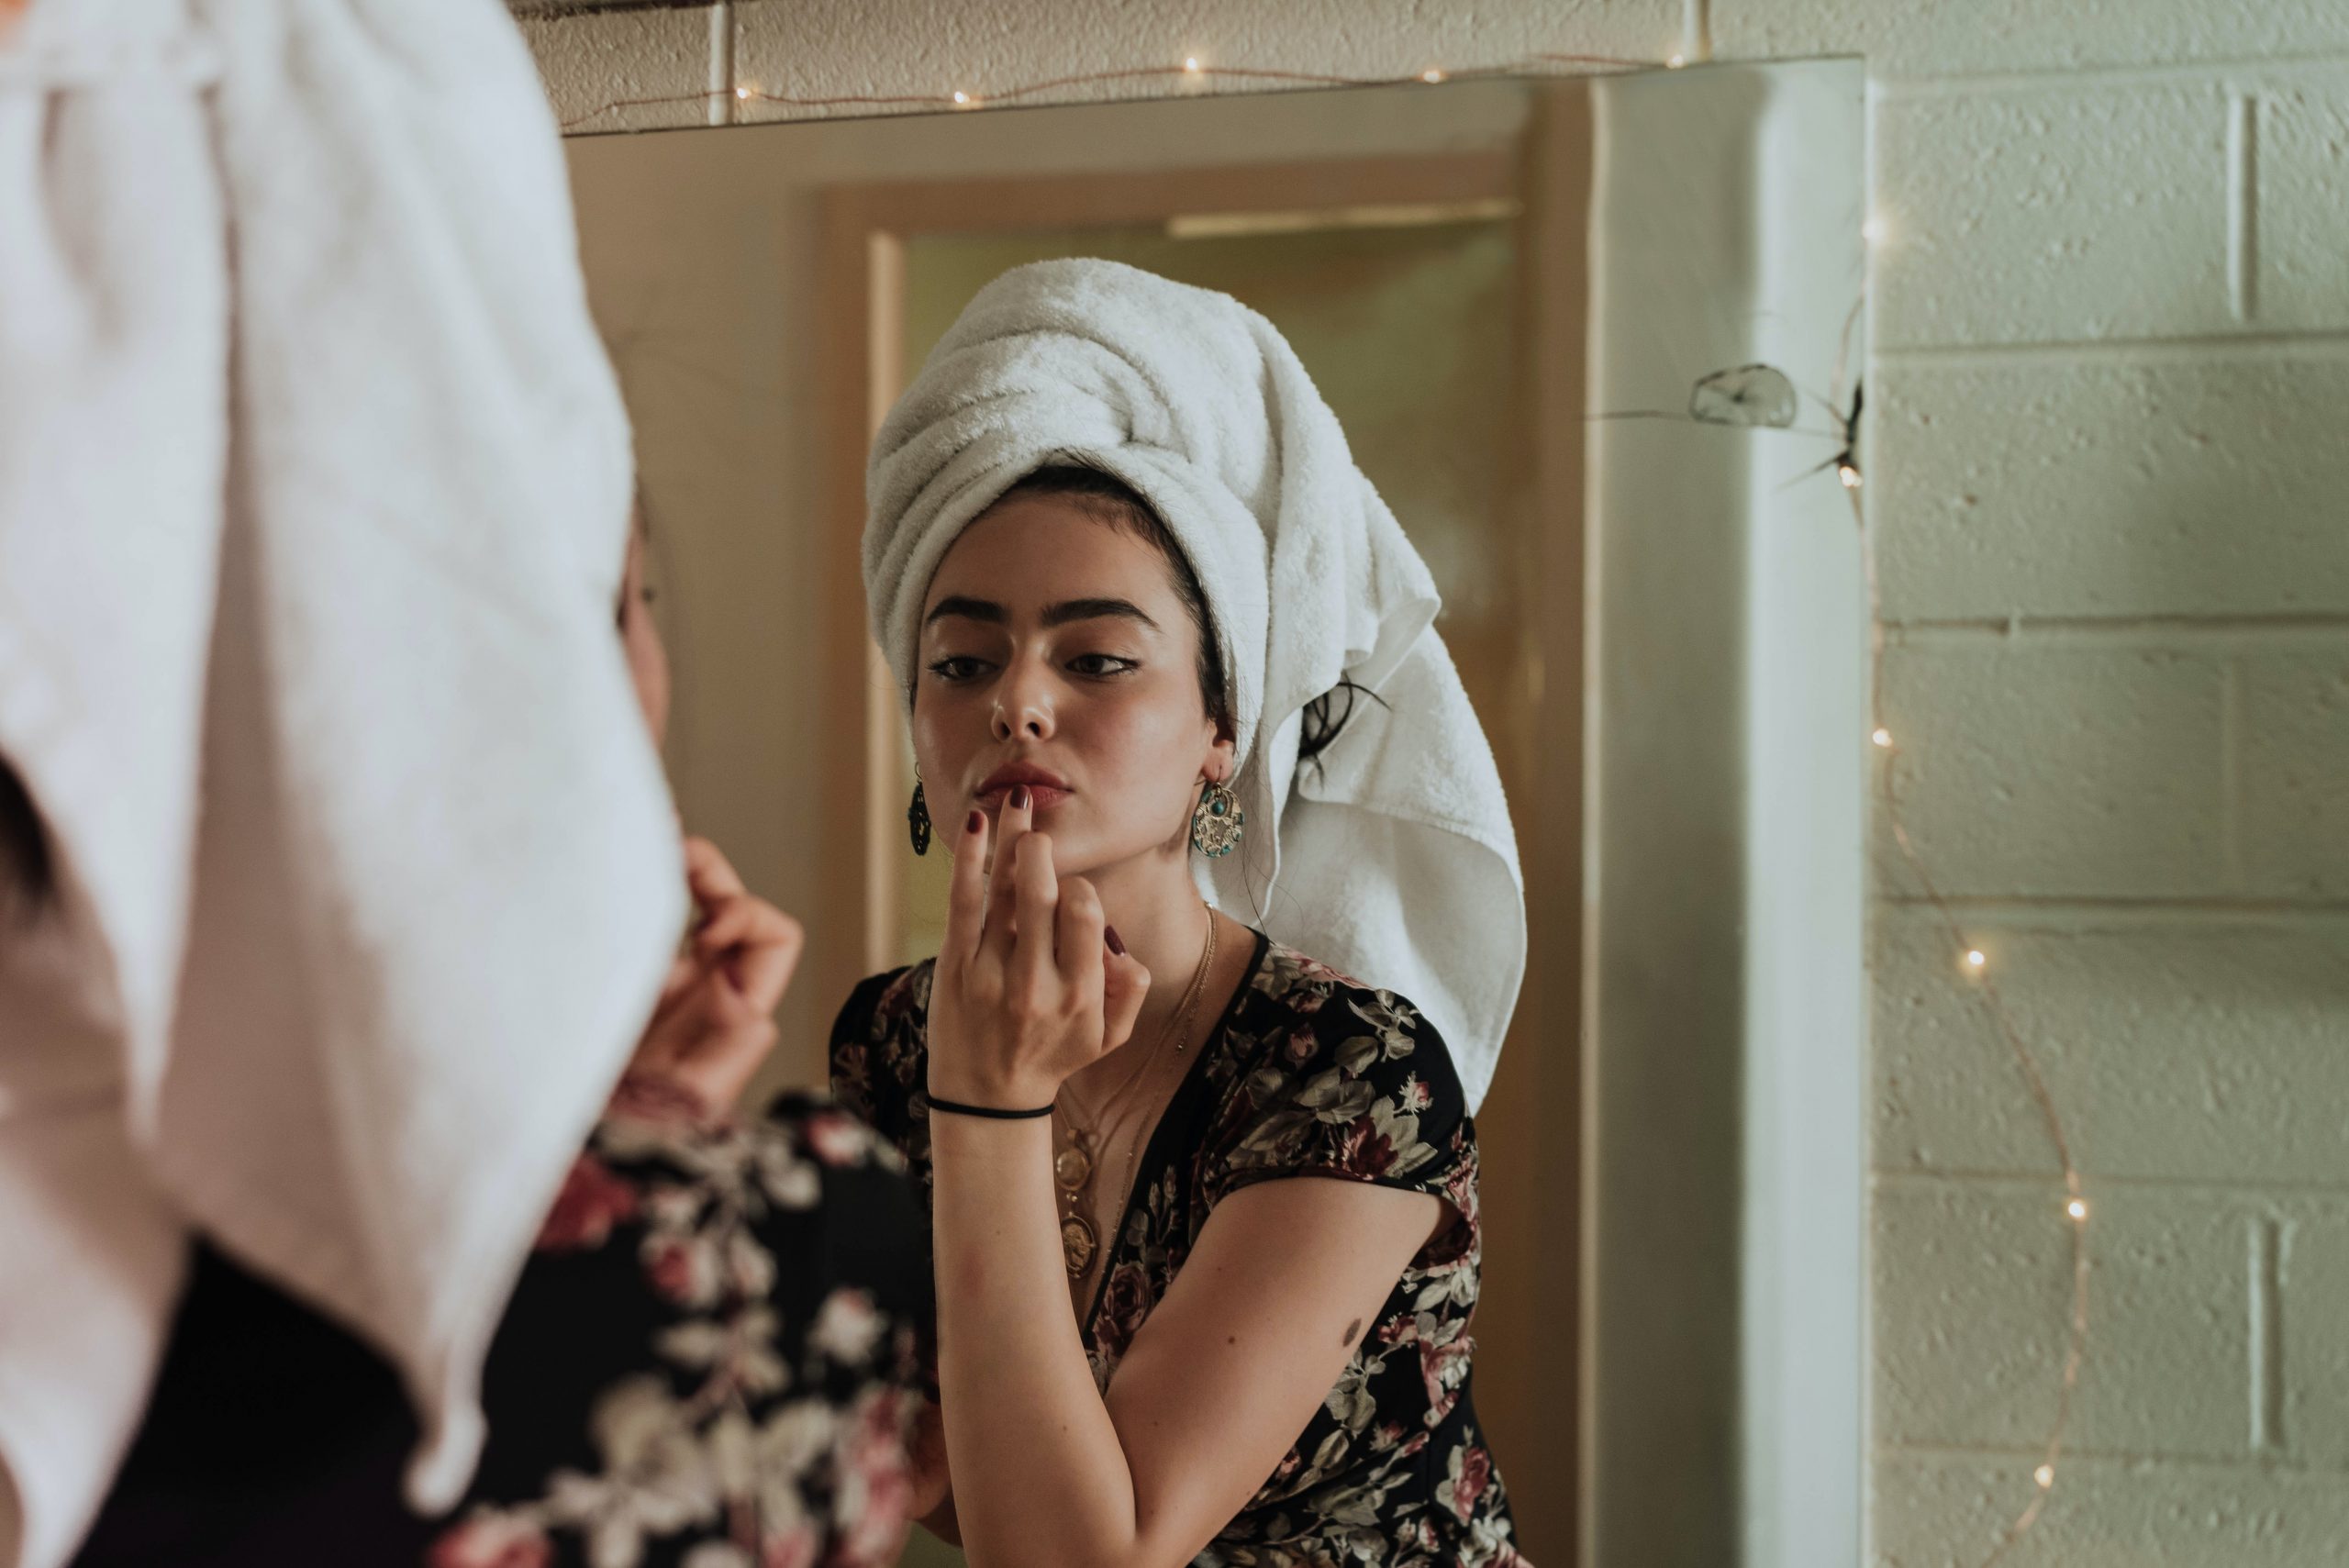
[{"left": 929, "top": 1114, "right": 1141, "bottom": 1568}]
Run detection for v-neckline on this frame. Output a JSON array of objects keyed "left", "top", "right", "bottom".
[{"left": 1076, "top": 927, "right": 1273, "bottom": 1352}]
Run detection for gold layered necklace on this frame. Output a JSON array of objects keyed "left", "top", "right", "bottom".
[{"left": 1052, "top": 908, "right": 1219, "bottom": 1279}]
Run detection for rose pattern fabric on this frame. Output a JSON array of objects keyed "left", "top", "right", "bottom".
[
  {"left": 831, "top": 932, "right": 1529, "bottom": 1567},
  {"left": 430, "top": 1087, "right": 930, "bottom": 1568}
]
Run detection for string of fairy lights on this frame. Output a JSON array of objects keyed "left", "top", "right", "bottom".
[
  {"left": 1844, "top": 427, "right": 2090, "bottom": 1565},
  {"left": 555, "top": 41, "right": 2094, "bottom": 1562},
  {"left": 555, "top": 51, "right": 1655, "bottom": 131}
]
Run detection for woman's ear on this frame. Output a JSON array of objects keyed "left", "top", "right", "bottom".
[{"left": 1203, "top": 719, "right": 1239, "bottom": 784}]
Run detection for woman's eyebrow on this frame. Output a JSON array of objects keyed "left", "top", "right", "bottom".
[
  {"left": 924, "top": 595, "right": 1004, "bottom": 627},
  {"left": 922, "top": 595, "right": 1161, "bottom": 631},
  {"left": 1041, "top": 597, "right": 1160, "bottom": 630}
]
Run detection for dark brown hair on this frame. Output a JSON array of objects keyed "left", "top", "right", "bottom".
[{"left": 0, "top": 760, "right": 52, "bottom": 921}]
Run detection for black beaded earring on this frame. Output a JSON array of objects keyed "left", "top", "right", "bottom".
[{"left": 907, "top": 781, "right": 932, "bottom": 855}]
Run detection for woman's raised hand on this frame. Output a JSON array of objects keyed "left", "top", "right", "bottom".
[
  {"left": 626, "top": 836, "right": 804, "bottom": 1117},
  {"left": 928, "top": 788, "right": 1151, "bottom": 1110}
]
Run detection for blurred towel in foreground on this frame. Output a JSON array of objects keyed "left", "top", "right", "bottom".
[{"left": 0, "top": 2, "right": 684, "bottom": 1563}]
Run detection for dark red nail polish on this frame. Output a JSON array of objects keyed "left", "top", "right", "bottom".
[
  {"left": 1105, "top": 925, "right": 1126, "bottom": 956},
  {"left": 965, "top": 809, "right": 984, "bottom": 834},
  {"left": 1010, "top": 784, "right": 1030, "bottom": 810}
]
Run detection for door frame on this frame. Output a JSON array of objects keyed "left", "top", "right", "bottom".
[{"left": 810, "top": 116, "right": 1593, "bottom": 1560}]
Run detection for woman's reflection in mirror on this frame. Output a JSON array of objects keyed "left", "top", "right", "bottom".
[{"left": 836, "top": 260, "right": 1529, "bottom": 1567}]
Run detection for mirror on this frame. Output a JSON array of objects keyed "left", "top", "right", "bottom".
[{"left": 562, "top": 61, "right": 1864, "bottom": 1568}]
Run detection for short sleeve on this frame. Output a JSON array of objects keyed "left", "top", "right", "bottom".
[
  {"left": 1204, "top": 964, "right": 1475, "bottom": 1229},
  {"left": 808, "top": 962, "right": 935, "bottom": 1215},
  {"left": 823, "top": 969, "right": 906, "bottom": 1129},
  {"left": 812, "top": 966, "right": 940, "bottom": 1401}
]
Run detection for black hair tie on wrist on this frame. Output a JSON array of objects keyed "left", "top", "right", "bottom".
[{"left": 926, "top": 1094, "right": 1055, "bottom": 1120}]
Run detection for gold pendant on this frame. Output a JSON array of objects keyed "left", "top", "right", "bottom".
[
  {"left": 1061, "top": 1213, "right": 1098, "bottom": 1277},
  {"left": 1054, "top": 1142, "right": 1094, "bottom": 1193}
]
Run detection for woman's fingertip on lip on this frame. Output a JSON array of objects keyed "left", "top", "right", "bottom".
[
  {"left": 965, "top": 808, "right": 984, "bottom": 834},
  {"left": 1105, "top": 925, "right": 1126, "bottom": 956},
  {"left": 1009, "top": 784, "right": 1030, "bottom": 810}
]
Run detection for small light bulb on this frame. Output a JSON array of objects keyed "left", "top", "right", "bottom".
[
  {"left": 952, "top": 90, "right": 971, "bottom": 105},
  {"left": 1421, "top": 68, "right": 1446, "bottom": 83},
  {"left": 734, "top": 84, "right": 751, "bottom": 100},
  {"left": 1838, "top": 463, "right": 1863, "bottom": 490},
  {"left": 2067, "top": 1198, "right": 2088, "bottom": 1221},
  {"left": 2034, "top": 1464, "right": 2054, "bottom": 1489},
  {"left": 1965, "top": 950, "right": 1987, "bottom": 970},
  {"left": 1666, "top": 53, "right": 1687, "bottom": 68},
  {"left": 1184, "top": 56, "right": 1202, "bottom": 72},
  {"left": 1871, "top": 727, "right": 1893, "bottom": 749}
]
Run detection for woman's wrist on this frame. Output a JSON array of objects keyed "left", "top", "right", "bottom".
[
  {"left": 927, "top": 1092, "right": 1053, "bottom": 1120},
  {"left": 924, "top": 1070, "right": 1060, "bottom": 1116},
  {"left": 924, "top": 1096, "right": 1055, "bottom": 1173},
  {"left": 926, "top": 1029, "right": 1063, "bottom": 1113}
]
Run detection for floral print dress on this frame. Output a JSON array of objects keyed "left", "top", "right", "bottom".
[
  {"left": 436, "top": 1084, "right": 931, "bottom": 1568},
  {"left": 76, "top": 1084, "right": 930, "bottom": 1568},
  {"left": 831, "top": 930, "right": 1530, "bottom": 1568}
]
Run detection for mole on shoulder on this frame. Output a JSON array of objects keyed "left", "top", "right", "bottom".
[{"left": 1341, "top": 1318, "right": 1363, "bottom": 1347}]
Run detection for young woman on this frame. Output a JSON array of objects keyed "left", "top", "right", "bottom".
[
  {"left": 62, "top": 522, "right": 931, "bottom": 1568},
  {"left": 832, "top": 260, "right": 1529, "bottom": 1567},
  {"left": 426, "top": 518, "right": 935, "bottom": 1568}
]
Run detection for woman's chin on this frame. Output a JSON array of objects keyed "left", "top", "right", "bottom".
[
  {"left": 1058, "top": 840, "right": 1196, "bottom": 885},
  {"left": 1020, "top": 818, "right": 1112, "bottom": 873},
  {"left": 968, "top": 806, "right": 1185, "bottom": 883}
]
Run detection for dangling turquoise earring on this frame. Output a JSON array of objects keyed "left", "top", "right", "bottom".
[
  {"left": 1190, "top": 778, "right": 1243, "bottom": 859},
  {"left": 907, "top": 778, "right": 932, "bottom": 856}
]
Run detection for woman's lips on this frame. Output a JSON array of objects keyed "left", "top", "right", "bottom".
[
  {"left": 976, "top": 784, "right": 1071, "bottom": 812},
  {"left": 974, "top": 763, "right": 1072, "bottom": 813}
]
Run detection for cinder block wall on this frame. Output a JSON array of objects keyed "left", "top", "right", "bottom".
[
  {"left": 1849, "top": 13, "right": 2349, "bottom": 1562},
  {"left": 516, "top": 4, "right": 2349, "bottom": 1562}
]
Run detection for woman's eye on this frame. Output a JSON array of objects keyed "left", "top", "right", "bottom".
[
  {"left": 1067, "top": 653, "right": 1140, "bottom": 678},
  {"left": 926, "top": 656, "right": 988, "bottom": 682}
]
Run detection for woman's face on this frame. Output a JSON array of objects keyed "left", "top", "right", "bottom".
[
  {"left": 619, "top": 523, "right": 671, "bottom": 746},
  {"left": 912, "top": 495, "right": 1234, "bottom": 877}
]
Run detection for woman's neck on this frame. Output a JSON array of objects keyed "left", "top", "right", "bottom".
[{"left": 1083, "top": 847, "right": 1220, "bottom": 1047}]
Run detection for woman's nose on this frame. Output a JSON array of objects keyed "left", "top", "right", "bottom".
[{"left": 990, "top": 663, "right": 1055, "bottom": 741}]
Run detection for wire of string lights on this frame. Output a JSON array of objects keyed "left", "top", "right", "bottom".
[
  {"left": 556, "top": 50, "right": 1659, "bottom": 130},
  {"left": 1841, "top": 359, "right": 2090, "bottom": 1566}
]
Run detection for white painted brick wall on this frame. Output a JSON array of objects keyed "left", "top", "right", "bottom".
[
  {"left": 1878, "top": 638, "right": 2232, "bottom": 896},
  {"left": 2258, "top": 75, "right": 2349, "bottom": 332},
  {"left": 516, "top": 6, "right": 713, "bottom": 133},
  {"left": 1875, "top": 354, "right": 2349, "bottom": 620},
  {"left": 516, "top": 2, "right": 2349, "bottom": 1562},
  {"left": 2293, "top": 1207, "right": 2349, "bottom": 1467},
  {"left": 1876, "top": 1455, "right": 2349, "bottom": 1568},
  {"left": 1876, "top": 68, "right": 2349, "bottom": 349},
  {"left": 1876, "top": 1182, "right": 2251, "bottom": 1457},
  {"left": 1867, "top": 9, "right": 2349, "bottom": 1527},
  {"left": 2242, "top": 647, "right": 2349, "bottom": 895},
  {"left": 1709, "top": 3, "right": 2349, "bottom": 78},
  {"left": 1876, "top": 81, "right": 2237, "bottom": 348},
  {"left": 1876, "top": 914, "right": 2349, "bottom": 1183}
]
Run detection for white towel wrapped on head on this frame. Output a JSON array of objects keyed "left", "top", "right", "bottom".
[
  {"left": 0, "top": 4, "right": 683, "bottom": 1563},
  {"left": 864, "top": 259, "right": 1524, "bottom": 1110}
]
